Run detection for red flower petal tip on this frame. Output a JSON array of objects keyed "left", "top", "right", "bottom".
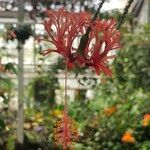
[{"left": 54, "top": 113, "right": 78, "bottom": 150}]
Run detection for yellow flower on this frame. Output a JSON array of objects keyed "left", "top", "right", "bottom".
[
  {"left": 121, "top": 132, "right": 136, "bottom": 144},
  {"left": 33, "top": 112, "right": 44, "bottom": 123},
  {"left": 35, "top": 112, "right": 43, "bottom": 119},
  {"left": 37, "top": 118, "right": 44, "bottom": 123},
  {"left": 142, "top": 114, "right": 150, "bottom": 127},
  {"left": 52, "top": 109, "right": 63, "bottom": 117},
  {"left": 103, "top": 106, "right": 117, "bottom": 116}
]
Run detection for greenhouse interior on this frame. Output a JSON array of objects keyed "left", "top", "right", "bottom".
[{"left": 0, "top": 0, "right": 150, "bottom": 150}]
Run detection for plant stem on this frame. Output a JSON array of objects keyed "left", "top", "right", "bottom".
[
  {"left": 64, "top": 63, "right": 68, "bottom": 115},
  {"left": 64, "top": 62, "right": 68, "bottom": 150}
]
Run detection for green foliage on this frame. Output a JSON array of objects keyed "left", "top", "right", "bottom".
[
  {"left": 32, "top": 75, "right": 58, "bottom": 105},
  {"left": 27, "top": 62, "right": 60, "bottom": 105},
  {"left": 0, "top": 117, "right": 5, "bottom": 131},
  {"left": 5, "top": 63, "right": 18, "bottom": 75},
  {"left": 0, "top": 62, "right": 18, "bottom": 103},
  {"left": 0, "top": 53, "right": 18, "bottom": 148},
  {"left": 68, "top": 88, "right": 148, "bottom": 149},
  {"left": 68, "top": 24, "right": 150, "bottom": 149},
  {"left": 114, "top": 24, "right": 150, "bottom": 92}
]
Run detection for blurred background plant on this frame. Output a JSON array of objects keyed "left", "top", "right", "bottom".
[{"left": 0, "top": 51, "right": 18, "bottom": 149}]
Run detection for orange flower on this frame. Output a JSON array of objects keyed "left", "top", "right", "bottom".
[
  {"left": 103, "top": 106, "right": 117, "bottom": 116},
  {"left": 121, "top": 132, "right": 136, "bottom": 144},
  {"left": 142, "top": 114, "right": 150, "bottom": 127}
]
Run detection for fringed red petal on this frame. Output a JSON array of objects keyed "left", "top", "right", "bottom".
[
  {"left": 41, "top": 8, "right": 121, "bottom": 77},
  {"left": 54, "top": 113, "right": 78, "bottom": 150}
]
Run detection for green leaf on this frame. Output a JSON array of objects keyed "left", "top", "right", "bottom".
[
  {"left": 0, "top": 74, "right": 12, "bottom": 89},
  {"left": 5, "top": 63, "right": 18, "bottom": 75},
  {"left": 0, "top": 118, "right": 5, "bottom": 130}
]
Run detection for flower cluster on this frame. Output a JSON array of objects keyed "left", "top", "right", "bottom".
[
  {"left": 121, "top": 132, "right": 136, "bottom": 144},
  {"left": 103, "top": 106, "right": 117, "bottom": 116},
  {"left": 40, "top": 8, "right": 121, "bottom": 77},
  {"left": 142, "top": 114, "right": 150, "bottom": 127}
]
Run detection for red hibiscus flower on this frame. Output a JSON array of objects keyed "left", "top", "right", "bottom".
[
  {"left": 76, "top": 19, "right": 121, "bottom": 76},
  {"left": 41, "top": 8, "right": 91, "bottom": 69},
  {"left": 40, "top": 7, "right": 121, "bottom": 150},
  {"left": 41, "top": 8, "right": 121, "bottom": 76}
]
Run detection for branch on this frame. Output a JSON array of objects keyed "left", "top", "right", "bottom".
[
  {"left": 77, "top": 0, "right": 106, "bottom": 54},
  {"left": 117, "top": 0, "right": 135, "bottom": 29}
]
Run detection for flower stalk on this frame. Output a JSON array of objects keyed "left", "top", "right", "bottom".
[{"left": 64, "top": 62, "right": 68, "bottom": 116}]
